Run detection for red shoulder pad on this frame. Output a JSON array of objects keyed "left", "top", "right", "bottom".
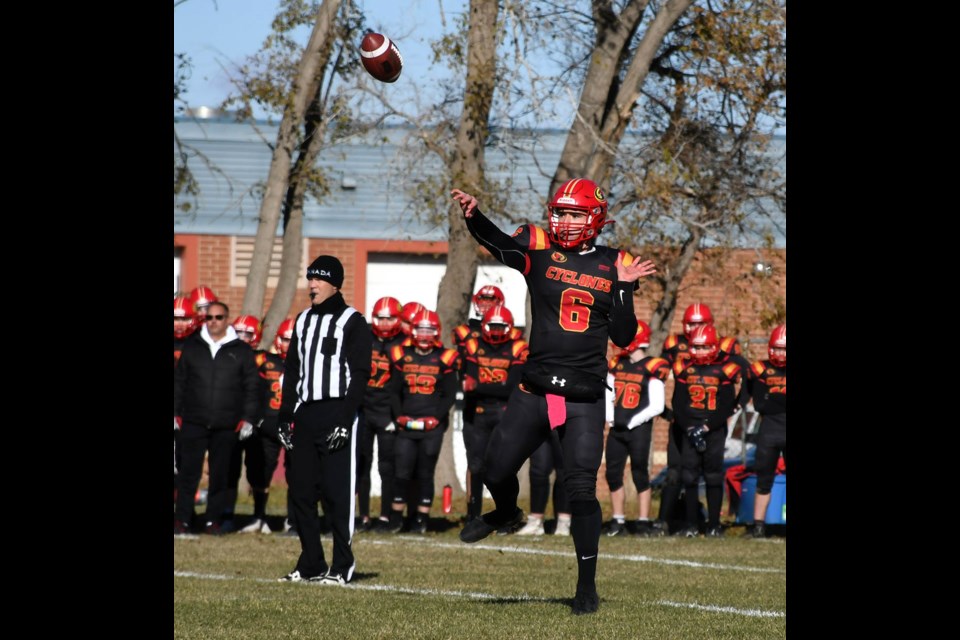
[
  {"left": 440, "top": 349, "right": 460, "bottom": 368},
  {"left": 454, "top": 324, "right": 471, "bottom": 341},
  {"left": 644, "top": 357, "right": 671, "bottom": 380},
  {"left": 751, "top": 361, "right": 766, "bottom": 377},
  {"left": 664, "top": 334, "right": 679, "bottom": 349},
  {"left": 511, "top": 340, "right": 529, "bottom": 360},
  {"left": 720, "top": 336, "right": 742, "bottom": 355},
  {"left": 722, "top": 361, "right": 742, "bottom": 379},
  {"left": 464, "top": 338, "right": 479, "bottom": 355},
  {"left": 528, "top": 225, "right": 550, "bottom": 250},
  {"left": 509, "top": 327, "right": 523, "bottom": 340},
  {"left": 673, "top": 359, "right": 687, "bottom": 377},
  {"left": 388, "top": 345, "right": 405, "bottom": 363}
]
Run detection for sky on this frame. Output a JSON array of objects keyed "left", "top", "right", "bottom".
[{"left": 174, "top": 0, "right": 467, "bottom": 118}]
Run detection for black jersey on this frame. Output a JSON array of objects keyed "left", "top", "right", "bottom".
[
  {"left": 608, "top": 355, "right": 670, "bottom": 428},
  {"left": 463, "top": 336, "right": 529, "bottom": 404},
  {"left": 746, "top": 360, "right": 786, "bottom": 423},
  {"left": 364, "top": 331, "right": 406, "bottom": 424},
  {"left": 671, "top": 358, "right": 743, "bottom": 430},
  {"left": 465, "top": 212, "right": 638, "bottom": 395},
  {"left": 254, "top": 350, "right": 285, "bottom": 421},
  {"left": 388, "top": 344, "right": 460, "bottom": 438}
]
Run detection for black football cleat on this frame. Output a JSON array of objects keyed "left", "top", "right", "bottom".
[
  {"left": 459, "top": 508, "right": 524, "bottom": 543},
  {"left": 606, "top": 520, "right": 627, "bottom": 537},
  {"left": 571, "top": 590, "right": 600, "bottom": 615}
]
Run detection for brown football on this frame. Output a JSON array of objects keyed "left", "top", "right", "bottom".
[{"left": 360, "top": 32, "right": 403, "bottom": 83}]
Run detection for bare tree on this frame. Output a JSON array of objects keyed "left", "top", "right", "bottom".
[{"left": 237, "top": 0, "right": 343, "bottom": 320}]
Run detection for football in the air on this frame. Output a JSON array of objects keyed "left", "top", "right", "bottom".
[{"left": 360, "top": 32, "right": 403, "bottom": 83}]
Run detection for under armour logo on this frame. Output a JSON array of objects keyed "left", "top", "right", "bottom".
[{"left": 551, "top": 376, "right": 566, "bottom": 387}]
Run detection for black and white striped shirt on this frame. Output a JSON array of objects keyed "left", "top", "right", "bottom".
[
  {"left": 291, "top": 305, "right": 360, "bottom": 404},
  {"left": 279, "top": 292, "right": 373, "bottom": 425}
]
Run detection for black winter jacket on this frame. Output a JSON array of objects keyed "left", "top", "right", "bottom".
[{"left": 174, "top": 331, "right": 260, "bottom": 429}]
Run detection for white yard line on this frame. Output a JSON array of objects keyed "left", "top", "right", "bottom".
[
  {"left": 656, "top": 599, "right": 786, "bottom": 618},
  {"left": 362, "top": 537, "right": 785, "bottom": 574},
  {"left": 174, "top": 571, "right": 785, "bottom": 618}
]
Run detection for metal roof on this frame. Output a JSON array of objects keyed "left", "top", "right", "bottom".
[{"left": 174, "top": 117, "right": 784, "bottom": 246}]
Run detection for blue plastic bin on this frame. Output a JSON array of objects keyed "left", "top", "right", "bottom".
[{"left": 735, "top": 474, "right": 786, "bottom": 525}]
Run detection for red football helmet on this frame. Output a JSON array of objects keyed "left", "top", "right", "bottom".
[
  {"left": 768, "top": 324, "right": 786, "bottom": 367},
  {"left": 232, "top": 315, "right": 262, "bottom": 348},
  {"left": 689, "top": 324, "right": 719, "bottom": 365},
  {"left": 400, "top": 302, "right": 425, "bottom": 337},
  {"left": 411, "top": 309, "right": 441, "bottom": 350},
  {"left": 682, "top": 303, "right": 714, "bottom": 339},
  {"left": 547, "top": 178, "right": 610, "bottom": 250},
  {"left": 174, "top": 296, "right": 197, "bottom": 339},
  {"left": 274, "top": 318, "right": 295, "bottom": 359},
  {"left": 371, "top": 296, "right": 402, "bottom": 339},
  {"left": 481, "top": 304, "right": 514, "bottom": 345},
  {"left": 189, "top": 285, "right": 218, "bottom": 314},
  {"left": 472, "top": 285, "right": 505, "bottom": 318},
  {"left": 621, "top": 319, "right": 652, "bottom": 354}
]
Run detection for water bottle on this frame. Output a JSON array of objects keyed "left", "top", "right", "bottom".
[{"left": 442, "top": 484, "right": 452, "bottom": 514}]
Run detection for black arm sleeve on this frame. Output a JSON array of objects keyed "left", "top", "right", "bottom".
[
  {"left": 338, "top": 314, "right": 373, "bottom": 425},
  {"left": 387, "top": 357, "right": 404, "bottom": 420},
  {"left": 465, "top": 209, "right": 528, "bottom": 272},
  {"left": 434, "top": 368, "right": 459, "bottom": 420},
  {"left": 240, "top": 348, "right": 261, "bottom": 425},
  {"left": 608, "top": 281, "right": 639, "bottom": 347},
  {"left": 174, "top": 349, "right": 187, "bottom": 417}
]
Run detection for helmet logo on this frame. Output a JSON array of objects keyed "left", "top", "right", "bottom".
[
  {"left": 551, "top": 251, "right": 567, "bottom": 263},
  {"left": 594, "top": 187, "right": 605, "bottom": 202}
]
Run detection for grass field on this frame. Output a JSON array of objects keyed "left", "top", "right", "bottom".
[{"left": 174, "top": 497, "right": 786, "bottom": 640}]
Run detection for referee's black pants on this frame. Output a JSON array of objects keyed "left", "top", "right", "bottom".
[{"left": 289, "top": 400, "right": 357, "bottom": 580}]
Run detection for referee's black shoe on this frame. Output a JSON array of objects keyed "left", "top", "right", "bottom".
[{"left": 459, "top": 508, "right": 524, "bottom": 543}]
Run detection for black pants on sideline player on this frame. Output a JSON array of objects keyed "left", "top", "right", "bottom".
[
  {"left": 393, "top": 429, "right": 445, "bottom": 510},
  {"left": 605, "top": 423, "right": 653, "bottom": 494},
  {"left": 288, "top": 400, "right": 357, "bottom": 580},
  {"left": 528, "top": 430, "right": 569, "bottom": 515}
]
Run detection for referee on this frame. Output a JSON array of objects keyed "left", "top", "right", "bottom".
[{"left": 276, "top": 255, "right": 372, "bottom": 585}]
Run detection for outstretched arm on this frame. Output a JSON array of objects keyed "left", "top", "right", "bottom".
[{"left": 451, "top": 188, "right": 528, "bottom": 272}]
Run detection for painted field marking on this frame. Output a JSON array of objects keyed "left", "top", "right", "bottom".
[{"left": 174, "top": 571, "right": 785, "bottom": 617}]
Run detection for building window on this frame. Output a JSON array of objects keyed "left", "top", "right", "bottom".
[{"left": 231, "top": 237, "right": 309, "bottom": 288}]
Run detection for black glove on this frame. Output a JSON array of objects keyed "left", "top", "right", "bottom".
[
  {"left": 278, "top": 421, "right": 294, "bottom": 451},
  {"left": 326, "top": 426, "right": 350, "bottom": 452},
  {"left": 686, "top": 425, "right": 708, "bottom": 453}
]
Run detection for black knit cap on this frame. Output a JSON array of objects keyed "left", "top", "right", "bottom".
[{"left": 305, "top": 255, "right": 344, "bottom": 288}]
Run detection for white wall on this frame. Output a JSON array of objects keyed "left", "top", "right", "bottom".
[{"left": 365, "top": 259, "right": 529, "bottom": 326}]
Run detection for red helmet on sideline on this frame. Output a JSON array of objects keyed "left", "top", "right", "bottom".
[
  {"left": 689, "top": 325, "right": 719, "bottom": 365},
  {"left": 274, "top": 318, "right": 295, "bottom": 359},
  {"left": 768, "top": 324, "right": 786, "bottom": 367},
  {"left": 481, "top": 304, "right": 514, "bottom": 345},
  {"left": 232, "top": 315, "right": 262, "bottom": 349},
  {"left": 371, "top": 297, "right": 402, "bottom": 339}
]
